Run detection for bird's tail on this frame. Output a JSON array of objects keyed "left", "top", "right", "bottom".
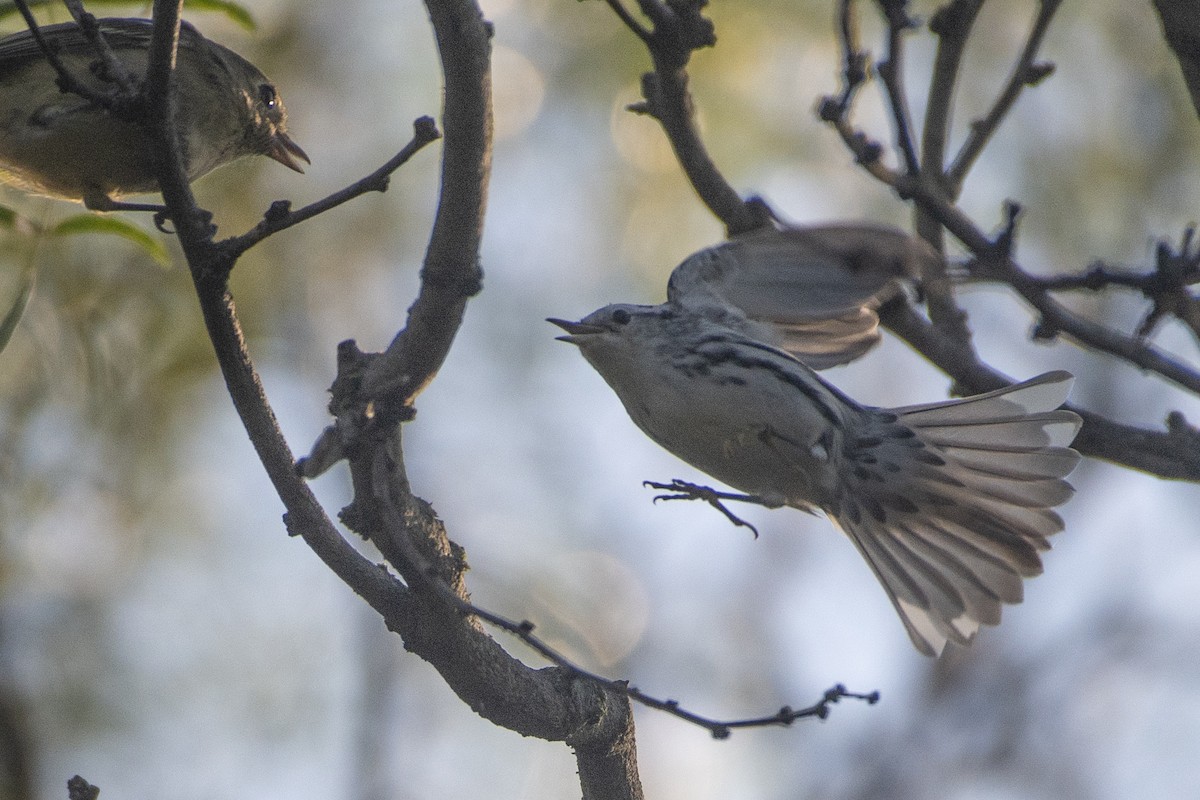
[{"left": 830, "top": 371, "right": 1082, "bottom": 656}]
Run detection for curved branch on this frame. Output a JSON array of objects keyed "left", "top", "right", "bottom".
[
  {"left": 610, "top": 0, "right": 761, "bottom": 234},
  {"left": 360, "top": 0, "right": 493, "bottom": 404},
  {"left": 134, "top": 2, "right": 421, "bottom": 636}
]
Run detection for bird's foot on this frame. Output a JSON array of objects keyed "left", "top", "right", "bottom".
[{"left": 643, "top": 479, "right": 772, "bottom": 538}]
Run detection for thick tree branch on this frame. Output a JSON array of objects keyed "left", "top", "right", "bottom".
[
  {"left": 359, "top": 0, "right": 493, "bottom": 405},
  {"left": 136, "top": 2, "right": 413, "bottom": 626}
]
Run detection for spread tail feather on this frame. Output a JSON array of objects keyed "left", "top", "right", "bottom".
[{"left": 831, "top": 372, "right": 1082, "bottom": 656}]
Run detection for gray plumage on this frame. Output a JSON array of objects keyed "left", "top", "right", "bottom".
[{"left": 551, "top": 227, "right": 1082, "bottom": 656}]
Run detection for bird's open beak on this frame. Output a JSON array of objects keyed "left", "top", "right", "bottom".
[
  {"left": 547, "top": 317, "right": 601, "bottom": 343},
  {"left": 267, "top": 132, "right": 311, "bottom": 173}
]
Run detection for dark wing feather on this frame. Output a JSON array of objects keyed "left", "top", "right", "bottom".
[
  {"left": 829, "top": 371, "right": 1082, "bottom": 656},
  {"left": 667, "top": 224, "right": 936, "bottom": 369}
]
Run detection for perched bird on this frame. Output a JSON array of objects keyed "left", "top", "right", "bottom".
[
  {"left": 0, "top": 17, "right": 308, "bottom": 209},
  {"left": 550, "top": 224, "right": 1082, "bottom": 657}
]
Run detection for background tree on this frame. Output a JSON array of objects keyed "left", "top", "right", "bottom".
[{"left": 1, "top": 1, "right": 1199, "bottom": 799}]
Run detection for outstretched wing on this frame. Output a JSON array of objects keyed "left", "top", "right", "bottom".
[
  {"left": 827, "top": 372, "right": 1082, "bottom": 656},
  {"left": 666, "top": 224, "right": 936, "bottom": 369}
]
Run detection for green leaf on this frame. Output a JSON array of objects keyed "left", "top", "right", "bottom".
[
  {"left": 51, "top": 214, "right": 171, "bottom": 267},
  {"left": 0, "top": 266, "right": 32, "bottom": 356},
  {"left": 185, "top": 0, "right": 257, "bottom": 30}
]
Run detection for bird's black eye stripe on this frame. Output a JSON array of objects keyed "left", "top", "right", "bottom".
[
  {"left": 258, "top": 84, "right": 278, "bottom": 108},
  {"left": 611, "top": 308, "right": 631, "bottom": 325}
]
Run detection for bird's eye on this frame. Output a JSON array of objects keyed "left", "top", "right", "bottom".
[
  {"left": 611, "top": 308, "right": 632, "bottom": 325},
  {"left": 258, "top": 84, "right": 278, "bottom": 109}
]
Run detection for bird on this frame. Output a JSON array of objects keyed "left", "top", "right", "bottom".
[
  {"left": 0, "top": 17, "right": 308, "bottom": 209},
  {"left": 549, "top": 224, "right": 1082, "bottom": 657}
]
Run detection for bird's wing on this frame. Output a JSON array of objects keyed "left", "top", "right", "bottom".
[
  {"left": 0, "top": 19, "right": 203, "bottom": 70},
  {"left": 666, "top": 224, "right": 937, "bottom": 369},
  {"left": 827, "top": 371, "right": 1082, "bottom": 656}
]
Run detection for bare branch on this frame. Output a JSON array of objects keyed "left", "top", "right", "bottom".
[
  {"left": 220, "top": 117, "right": 442, "bottom": 259},
  {"left": 359, "top": 0, "right": 493, "bottom": 407},
  {"left": 11, "top": 0, "right": 126, "bottom": 107},
  {"left": 873, "top": 0, "right": 921, "bottom": 175},
  {"left": 945, "top": 0, "right": 1061, "bottom": 193},
  {"left": 605, "top": 0, "right": 762, "bottom": 234},
  {"left": 813, "top": 109, "right": 1200, "bottom": 399},
  {"left": 831, "top": 0, "right": 869, "bottom": 114},
  {"left": 917, "top": 0, "right": 984, "bottom": 343},
  {"left": 354, "top": 431, "right": 876, "bottom": 738},
  {"left": 922, "top": 0, "right": 984, "bottom": 190},
  {"left": 63, "top": 0, "right": 139, "bottom": 93}
]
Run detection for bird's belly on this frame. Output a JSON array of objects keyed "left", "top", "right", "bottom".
[
  {"left": 624, "top": 379, "right": 832, "bottom": 507},
  {"left": 0, "top": 104, "right": 157, "bottom": 199}
]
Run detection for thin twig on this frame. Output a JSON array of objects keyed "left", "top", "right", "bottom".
[
  {"left": 945, "top": 0, "right": 1062, "bottom": 193},
  {"left": 128, "top": 1, "right": 412, "bottom": 624},
  {"left": 832, "top": 0, "right": 868, "bottom": 113},
  {"left": 220, "top": 117, "right": 442, "bottom": 259},
  {"left": 63, "top": 0, "right": 139, "bottom": 94},
  {"left": 11, "top": 0, "right": 116, "bottom": 107},
  {"left": 603, "top": 0, "right": 760, "bottom": 235},
  {"left": 821, "top": 108, "right": 1200, "bottom": 395},
  {"left": 922, "top": 0, "right": 984, "bottom": 195},
  {"left": 916, "top": 0, "right": 984, "bottom": 344},
  {"left": 874, "top": 1, "right": 920, "bottom": 175},
  {"left": 369, "top": 456, "right": 875, "bottom": 738},
  {"left": 604, "top": 0, "right": 652, "bottom": 43}
]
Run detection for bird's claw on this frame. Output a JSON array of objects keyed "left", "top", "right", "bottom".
[{"left": 643, "top": 479, "right": 763, "bottom": 538}]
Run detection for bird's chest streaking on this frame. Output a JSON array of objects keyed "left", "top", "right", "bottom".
[{"left": 587, "top": 324, "right": 850, "bottom": 508}]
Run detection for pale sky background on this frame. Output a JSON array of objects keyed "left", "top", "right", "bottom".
[{"left": 3, "top": 1, "right": 1200, "bottom": 798}]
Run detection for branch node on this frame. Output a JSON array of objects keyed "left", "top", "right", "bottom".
[
  {"left": 67, "top": 775, "right": 101, "bottom": 800},
  {"left": 625, "top": 99, "right": 655, "bottom": 117},
  {"left": 1024, "top": 61, "right": 1056, "bottom": 85},
  {"left": 1031, "top": 319, "right": 1060, "bottom": 341},
  {"left": 1166, "top": 410, "right": 1200, "bottom": 444},
  {"left": 817, "top": 95, "right": 844, "bottom": 122},
  {"left": 990, "top": 200, "right": 1022, "bottom": 260},
  {"left": 265, "top": 200, "right": 293, "bottom": 223}
]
